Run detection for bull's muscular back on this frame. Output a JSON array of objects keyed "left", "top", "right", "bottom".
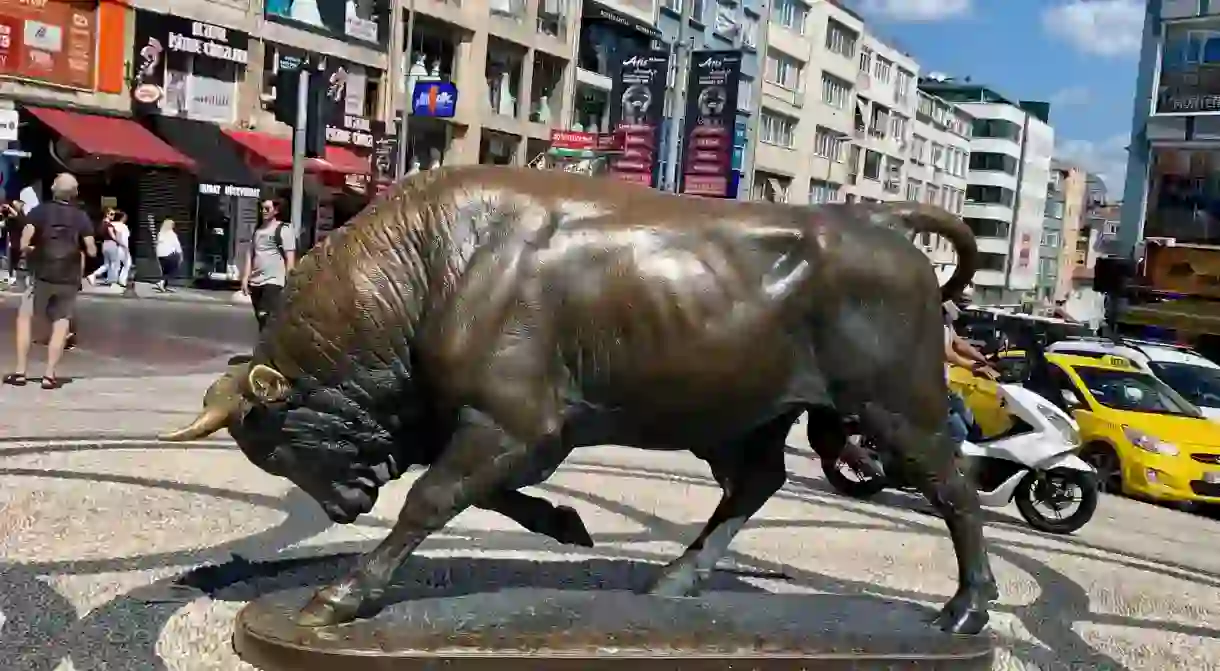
[{"left": 256, "top": 167, "right": 917, "bottom": 415}]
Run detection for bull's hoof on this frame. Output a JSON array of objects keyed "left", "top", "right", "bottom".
[
  {"left": 552, "top": 505, "right": 595, "bottom": 547},
  {"left": 296, "top": 584, "right": 364, "bottom": 628},
  {"left": 931, "top": 589, "right": 991, "bottom": 635}
]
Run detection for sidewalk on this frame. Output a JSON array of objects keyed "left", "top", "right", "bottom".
[{"left": 1, "top": 280, "right": 249, "bottom": 306}]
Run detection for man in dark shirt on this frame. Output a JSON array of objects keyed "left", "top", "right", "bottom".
[{"left": 4, "top": 173, "right": 95, "bottom": 389}]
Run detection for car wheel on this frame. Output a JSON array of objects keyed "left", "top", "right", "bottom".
[{"left": 1080, "top": 444, "right": 1123, "bottom": 494}]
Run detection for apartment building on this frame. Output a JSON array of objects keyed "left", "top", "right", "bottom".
[
  {"left": 1038, "top": 160, "right": 1088, "bottom": 303},
  {"left": 920, "top": 79, "right": 1056, "bottom": 306},
  {"left": 750, "top": 0, "right": 919, "bottom": 206},
  {"left": 907, "top": 89, "right": 972, "bottom": 275}
]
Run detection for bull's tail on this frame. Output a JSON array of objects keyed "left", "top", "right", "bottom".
[{"left": 880, "top": 202, "right": 978, "bottom": 303}]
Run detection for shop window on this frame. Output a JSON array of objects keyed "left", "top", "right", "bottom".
[
  {"left": 486, "top": 38, "right": 525, "bottom": 118},
  {"left": 578, "top": 22, "right": 650, "bottom": 78},
  {"left": 164, "top": 50, "right": 241, "bottom": 125},
  {"left": 480, "top": 130, "right": 519, "bottom": 165},
  {"left": 531, "top": 53, "right": 564, "bottom": 124},
  {"left": 573, "top": 84, "right": 609, "bottom": 133},
  {"left": 407, "top": 18, "right": 459, "bottom": 84}
]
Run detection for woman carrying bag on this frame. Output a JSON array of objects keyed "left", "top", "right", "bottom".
[{"left": 154, "top": 218, "right": 182, "bottom": 293}]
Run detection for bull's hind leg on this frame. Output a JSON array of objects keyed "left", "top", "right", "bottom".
[
  {"left": 297, "top": 407, "right": 572, "bottom": 627},
  {"left": 857, "top": 401, "right": 998, "bottom": 635},
  {"left": 644, "top": 410, "right": 799, "bottom": 597},
  {"left": 480, "top": 489, "right": 594, "bottom": 548}
]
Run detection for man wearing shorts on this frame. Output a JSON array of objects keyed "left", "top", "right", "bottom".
[
  {"left": 240, "top": 199, "right": 295, "bottom": 331},
  {"left": 4, "top": 173, "right": 95, "bottom": 389}
]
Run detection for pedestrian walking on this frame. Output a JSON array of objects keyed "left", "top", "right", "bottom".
[
  {"left": 4, "top": 173, "right": 96, "bottom": 390},
  {"left": 240, "top": 199, "right": 294, "bottom": 331},
  {"left": 86, "top": 209, "right": 126, "bottom": 287},
  {"left": 154, "top": 218, "right": 182, "bottom": 293},
  {"left": 1, "top": 200, "right": 25, "bottom": 288}
]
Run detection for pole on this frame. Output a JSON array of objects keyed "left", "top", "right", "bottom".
[
  {"left": 395, "top": 0, "right": 417, "bottom": 180},
  {"left": 290, "top": 66, "right": 309, "bottom": 244},
  {"left": 663, "top": 2, "right": 693, "bottom": 193}
]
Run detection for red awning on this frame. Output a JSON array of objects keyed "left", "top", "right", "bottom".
[
  {"left": 224, "top": 130, "right": 369, "bottom": 175},
  {"left": 26, "top": 106, "right": 195, "bottom": 169}
]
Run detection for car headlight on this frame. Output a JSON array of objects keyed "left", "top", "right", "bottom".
[{"left": 1122, "top": 426, "right": 1180, "bottom": 456}]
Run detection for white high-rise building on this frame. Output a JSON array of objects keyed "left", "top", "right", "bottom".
[{"left": 920, "top": 79, "right": 1055, "bottom": 306}]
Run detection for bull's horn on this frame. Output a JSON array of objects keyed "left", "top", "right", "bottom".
[{"left": 158, "top": 407, "right": 231, "bottom": 442}]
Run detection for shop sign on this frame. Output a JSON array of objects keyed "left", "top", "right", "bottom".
[
  {"left": 265, "top": 0, "right": 385, "bottom": 47},
  {"left": 326, "top": 113, "right": 374, "bottom": 148},
  {"left": 199, "top": 183, "right": 260, "bottom": 198},
  {"left": 679, "top": 50, "right": 742, "bottom": 198},
  {"left": 371, "top": 124, "right": 396, "bottom": 186},
  {"left": 0, "top": 108, "right": 16, "bottom": 142},
  {"left": 317, "top": 57, "right": 375, "bottom": 147},
  {"left": 131, "top": 11, "right": 249, "bottom": 117},
  {"left": 0, "top": 0, "right": 95, "bottom": 89},
  {"left": 411, "top": 81, "right": 457, "bottom": 118},
  {"left": 583, "top": 1, "right": 661, "bottom": 41},
  {"left": 1157, "top": 17, "right": 1220, "bottom": 115},
  {"left": 550, "top": 130, "right": 598, "bottom": 151}
]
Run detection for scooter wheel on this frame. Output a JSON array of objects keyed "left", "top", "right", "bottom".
[
  {"left": 822, "top": 456, "right": 889, "bottom": 499},
  {"left": 1015, "top": 468, "right": 1099, "bottom": 535}
]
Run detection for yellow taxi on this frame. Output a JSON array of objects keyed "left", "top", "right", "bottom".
[{"left": 950, "top": 351, "right": 1220, "bottom": 506}]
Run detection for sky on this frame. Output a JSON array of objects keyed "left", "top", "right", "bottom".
[{"left": 851, "top": 0, "right": 1144, "bottom": 195}]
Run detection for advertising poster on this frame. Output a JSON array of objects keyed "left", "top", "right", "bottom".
[
  {"left": 130, "top": 12, "right": 249, "bottom": 120},
  {"left": 680, "top": 50, "right": 742, "bottom": 198},
  {"left": 607, "top": 48, "right": 667, "bottom": 187},
  {"left": 0, "top": 0, "right": 94, "bottom": 89},
  {"left": 264, "top": 0, "right": 384, "bottom": 47}
]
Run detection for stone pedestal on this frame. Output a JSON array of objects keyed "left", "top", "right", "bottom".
[{"left": 234, "top": 588, "right": 994, "bottom": 670}]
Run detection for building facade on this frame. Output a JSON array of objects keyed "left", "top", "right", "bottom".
[
  {"left": 920, "top": 80, "right": 1055, "bottom": 306},
  {"left": 908, "top": 89, "right": 972, "bottom": 274},
  {"left": 1038, "top": 160, "right": 1087, "bottom": 303},
  {"left": 749, "top": 1, "right": 922, "bottom": 206}
]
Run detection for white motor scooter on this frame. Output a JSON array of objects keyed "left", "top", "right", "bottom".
[{"left": 824, "top": 383, "right": 1100, "bottom": 534}]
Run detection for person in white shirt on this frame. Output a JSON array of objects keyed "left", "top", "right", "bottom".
[{"left": 154, "top": 218, "right": 183, "bottom": 293}]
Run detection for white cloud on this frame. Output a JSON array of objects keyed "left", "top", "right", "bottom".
[
  {"left": 1055, "top": 134, "right": 1130, "bottom": 193},
  {"left": 1042, "top": 0, "right": 1144, "bottom": 57},
  {"left": 1049, "top": 85, "right": 1092, "bottom": 107},
  {"left": 858, "top": 0, "right": 971, "bottom": 22}
]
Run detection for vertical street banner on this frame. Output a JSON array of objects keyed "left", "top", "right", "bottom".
[
  {"left": 607, "top": 48, "right": 668, "bottom": 187},
  {"left": 680, "top": 50, "right": 742, "bottom": 198}
]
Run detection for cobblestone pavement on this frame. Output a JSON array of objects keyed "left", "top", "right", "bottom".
[{"left": 1, "top": 374, "right": 1218, "bottom": 670}]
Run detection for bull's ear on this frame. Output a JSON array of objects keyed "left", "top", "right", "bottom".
[{"left": 247, "top": 364, "right": 290, "bottom": 404}]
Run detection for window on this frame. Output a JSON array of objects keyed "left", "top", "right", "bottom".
[
  {"left": 978, "top": 252, "right": 1006, "bottom": 272},
  {"left": 858, "top": 46, "right": 872, "bottom": 75},
  {"left": 738, "top": 75, "right": 754, "bottom": 111},
  {"left": 953, "top": 188, "right": 964, "bottom": 214},
  {"left": 895, "top": 68, "right": 912, "bottom": 104},
  {"left": 873, "top": 56, "right": 892, "bottom": 84},
  {"left": 662, "top": 0, "right": 681, "bottom": 10},
  {"left": 1041, "top": 230, "right": 1061, "bottom": 247},
  {"left": 764, "top": 50, "right": 804, "bottom": 90},
  {"left": 965, "top": 218, "right": 1010, "bottom": 238},
  {"left": 1038, "top": 256, "right": 1055, "bottom": 278},
  {"left": 741, "top": 14, "right": 759, "bottom": 48},
  {"left": 771, "top": 0, "right": 808, "bottom": 33},
  {"left": 910, "top": 135, "right": 926, "bottom": 164},
  {"left": 889, "top": 113, "right": 907, "bottom": 144},
  {"left": 930, "top": 142, "right": 944, "bottom": 170},
  {"left": 869, "top": 103, "right": 889, "bottom": 138},
  {"left": 884, "top": 157, "right": 903, "bottom": 193},
  {"left": 814, "top": 126, "right": 845, "bottom": 160},
  {"left": 972, "top": 118, "right": 1021, "bottom": 142},
  {"left": 969, "top": 152, "right": 1018, "bottom": 174},
  {"left": 821, "top": 72, "right": 851, "bottom": 109},
  {"left": 809, "top": 179, "right": 842, "bottom": 204},
  {"left": 967, "top": 185, "right": 1016, "bottom": 207},
  {"left": 863, "top": 149, "right": 881, "bottom": 180},
  {"left": 953, "top": 148, "right": 968, "bottom": 176},
  {"left": 847, "top": 144, "right": 860, "bottom": 174},
  {"left": 925, "top": 183, "right": 940, "bottom": 206},
  {"left": 825, "top": 19, "right": 857, "bottom": 58},
  {"left": 1045, "top": 199, "right": 1065, "bottom": 219},
  {"left": 760, "top": 110, "right": 797, "bottom": 147},
  {"left": 907, "top": 179, "right": 922, "bottom": 201}
]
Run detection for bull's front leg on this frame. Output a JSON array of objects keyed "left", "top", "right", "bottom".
[
  {"left": 479, "top": 489, "right": 594, "bottom": 548},
  {"left": 297, "top": 408, "right": 571, "bottom": 627}
]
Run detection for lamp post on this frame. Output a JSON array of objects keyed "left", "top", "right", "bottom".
[{"left": 395, "top": 0, "right": 418, "bottom": 180}]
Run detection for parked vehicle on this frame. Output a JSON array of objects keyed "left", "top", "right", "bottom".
[
  {"left": 824, "top": 383, "right": 1099, "bottom": 534},
  {"left": 967, "top": 350, "right": 1220, "bottom": 508},
  {"left": 1046, "top": 337, "right": 1220, "bottom": 421}
]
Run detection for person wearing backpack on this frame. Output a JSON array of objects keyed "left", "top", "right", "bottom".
[
  {"left": 5, "top": 173, "right": 96, "bottom": 389},
  {"left": 240, "top": 198, "right": 295, "bottom": 331}
]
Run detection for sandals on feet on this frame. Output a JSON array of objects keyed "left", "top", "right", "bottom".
[
  {"left": 40, "top": 376, "right": 60, "bottom": 390},
  {"left": 2, "top": 373, "right": 26, "bottom": 386}
]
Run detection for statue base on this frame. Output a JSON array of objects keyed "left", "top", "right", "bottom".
[{"left": 234, "top": 588, "right": 994, "bottom": 670}]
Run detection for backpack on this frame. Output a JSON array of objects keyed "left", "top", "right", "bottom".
[{"left": 32, "top": 202, "right": 84, "bottom": 285}]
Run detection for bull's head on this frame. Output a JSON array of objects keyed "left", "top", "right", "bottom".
[{"left": 160, "top": 363, "right": 391, "bottom": 523}]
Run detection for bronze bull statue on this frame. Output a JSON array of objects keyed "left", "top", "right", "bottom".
[{"left": 161, "top": 166, "right": 997, "bottom": 634}]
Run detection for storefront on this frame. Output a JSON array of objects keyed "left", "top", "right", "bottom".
[
  {"left": 128, "top": 10, "right": 255, "bottom": 283},
  {"left": 574, "top": 1, "right": 663, "bottom": 137}
]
